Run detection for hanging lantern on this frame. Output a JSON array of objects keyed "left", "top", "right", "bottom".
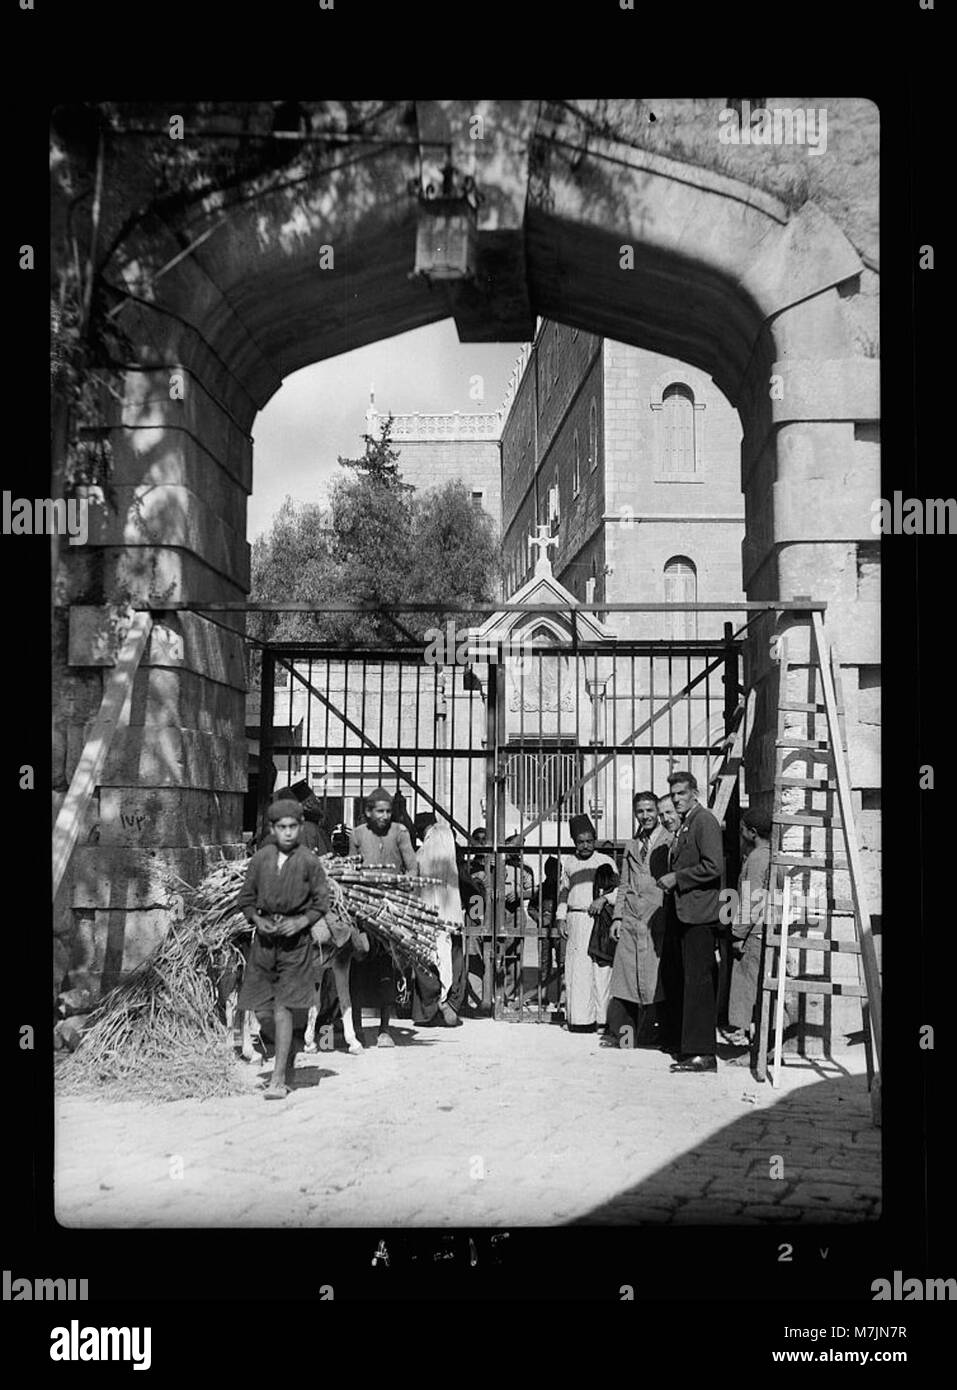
[{"left": 410, "top": 164, "right": 479, "bottom": 283}]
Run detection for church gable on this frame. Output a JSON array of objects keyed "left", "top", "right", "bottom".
[{"left": 468, "top": 526, "right": 617, "bottom": 658}]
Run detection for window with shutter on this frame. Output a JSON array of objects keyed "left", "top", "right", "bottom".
[
  {"left": 661, "top": 383, "right": 696, "bottom": 473},
  {"left": 664, "top": 556, "right": 697, "bottom": 640}
]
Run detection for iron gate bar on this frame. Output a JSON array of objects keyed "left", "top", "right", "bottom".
[
  {"left": 273, "top": 653, "right": 471, "bottom": 840},
  {"left": 342, "top": 654, "right": 350, "bottom": 820},
  {"left": 413, "top": 662, "right": 420, "bottom": 827},
  {"left": 269, "top": 746, "right": 492, "bottom": 759},
  {"left": 305, "top": 655, "right": 314, "bottom": 787},
  {"left": 256, "top": 646, "right": 276, "bottom": 836},
  {"left": 687, "top": 648, "right": 693, "bottom": 772},
  {"left": 648, "top": 648, "right": 654, "bottom": 797},
  {"left": 667, "top": 647, "right": 674, "bottom": 768},
  {"left": 150, "top": 600, "right": 828, "bottom": 612}
]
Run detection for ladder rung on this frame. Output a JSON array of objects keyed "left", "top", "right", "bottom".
[
  {"left": 766, "top": 934, "right": 861, "bottom": 953},
  {"left": 761, "top": 979, "right": 867, "bottom": 997},
  {"left": 783, "top": 915, "right": 858, "bottom": 930},
  {"left": 773, "top": 812, "right": 844, "bottom": 829},
  {"left": 778, "top": 701, "right": 827, "bottom": 713},
  {"left": 776, "top": 737, "right": 833, "bottom": 750},
  {"left": 778, "top": 777, "right": 837, "bottom": 790},
  {"left": 772, "top": 854, "right": 849, "bottom": 870}
]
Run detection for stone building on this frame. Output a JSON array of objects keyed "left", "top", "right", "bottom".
[
  {"left": 499, "top": 323, "right": 745, "bottom": 633},
  {"left": 364, "top": 390, "right": 502, "bottom": 524}
]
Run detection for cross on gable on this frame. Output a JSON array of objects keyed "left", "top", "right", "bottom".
[{"left": 528, "top": 524, "right": 557, "bottom": 574}]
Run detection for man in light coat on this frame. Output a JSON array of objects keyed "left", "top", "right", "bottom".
[{"left": 605, "top": 791, "right": 673, "bottom": 1048}]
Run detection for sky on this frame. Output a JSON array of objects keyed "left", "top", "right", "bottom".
[{"left": 248, "top": 319, "right": 524, "bottom": 541}]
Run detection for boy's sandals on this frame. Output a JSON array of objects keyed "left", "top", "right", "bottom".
[{"left": 263, "top": 1083, "right": 290, "bottom": 1100}]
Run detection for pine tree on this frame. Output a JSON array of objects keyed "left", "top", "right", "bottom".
[{"left": 336, "top": 414, "right": 413, "bottom": 489}]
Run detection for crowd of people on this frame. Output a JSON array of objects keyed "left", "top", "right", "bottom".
[{"left": 237, "top": 771, "right": 773, "bottom": 1084}]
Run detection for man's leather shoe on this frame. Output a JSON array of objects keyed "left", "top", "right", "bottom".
[{"left": 670, "top": 1054, "right": 717, "bottom": 1073}]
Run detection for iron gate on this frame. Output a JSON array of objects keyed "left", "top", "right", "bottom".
[{"left": 256, "top": 632, "right": 743, "bottom": 1020}]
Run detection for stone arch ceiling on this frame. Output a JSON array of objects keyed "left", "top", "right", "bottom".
[{"left": 143, "top": 114, "right": 864, "bottom": 430}]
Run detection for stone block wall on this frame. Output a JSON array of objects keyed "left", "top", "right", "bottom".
[{"left": 378, "top": 435, "right": 502, "bottom": 525}]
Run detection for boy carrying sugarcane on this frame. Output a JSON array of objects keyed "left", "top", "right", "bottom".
[
  {"left": 348, "top": 787, "right": 419, "bottom": 1046},
  {"left": 236, "top": 798, "right": 346, "bottom": 1099}
]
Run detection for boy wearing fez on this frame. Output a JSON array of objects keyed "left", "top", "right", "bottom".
[
  {"left": 348, "top": 787, "right": 419, "bottom": 1047},
  {"left": 237, "top": 798, "right": 347, "bottom": 1100},
  {"left": 555, "top": 814, "right": 619, "bottom": 1033}
]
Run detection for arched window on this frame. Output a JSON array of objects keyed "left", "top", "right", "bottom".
[
  {"left": 664, "top": 556, "right": 697, "bottom": 640},
  {"left": 572, "top": 429, "right": 581, "bottom": 497},
  {"left": 588, "top": 397, "right": 599, "bottom": 471},
  {"left": 660, "top": 383, "right": 696, "bottom": 473}
]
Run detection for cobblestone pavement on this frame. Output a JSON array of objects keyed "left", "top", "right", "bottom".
[{"left": 55, "top": 1019, "right": 880, "bottom": 1228}]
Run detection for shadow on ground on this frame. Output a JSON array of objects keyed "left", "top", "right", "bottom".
[{"left": 573, "top": 1071, "right": 881, "bottom": 1226}]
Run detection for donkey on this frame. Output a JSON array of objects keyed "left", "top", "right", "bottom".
[
  {"left": 224, "top": 919, "right": 370, "bottom": 1060},
  {"left": 304, "top": 927, "right": 368, "bottom": 1055}
]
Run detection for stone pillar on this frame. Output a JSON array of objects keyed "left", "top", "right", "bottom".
[
  {"left": 54, "top": 351, "right": 255, "bottom": 1005},
  {"left": 738, "top": 278, "right": 880, "bottom": 1038}
]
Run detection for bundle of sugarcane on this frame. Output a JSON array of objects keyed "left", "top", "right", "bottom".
[{"left": 321, "top": 856, "right": 456, "bottom": 971}]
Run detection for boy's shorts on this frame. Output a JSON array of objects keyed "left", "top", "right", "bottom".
[{"left": 238, "top": 928, "right": 318, "bottom": 1012}]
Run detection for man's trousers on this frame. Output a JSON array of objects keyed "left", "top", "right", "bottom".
[{"left": 661, "top": 904, "right": 718, "bottom": 1057}]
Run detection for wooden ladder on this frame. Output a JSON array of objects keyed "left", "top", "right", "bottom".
[{"left": 755, "top": 611, "right": 881, "bottom": 1087}]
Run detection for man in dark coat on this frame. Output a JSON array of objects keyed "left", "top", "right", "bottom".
[{"left": 656, "top": 771, "right": 725, "bottom": 1073}]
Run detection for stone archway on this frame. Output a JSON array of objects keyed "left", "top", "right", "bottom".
[{"left": 53, "top": 99, "right": 879, "bottom": 996}]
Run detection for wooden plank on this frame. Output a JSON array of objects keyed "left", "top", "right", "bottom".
[
  {"left": 774, "top": 812, "right": 844, "bottom": 829},
  {"left": 812, "top": 612, "right": 882, "bottom": 1071},
  {"left": 770, "top": 873, "right": 793, "bottom": 1088},
  {"left": 772, "top": 853, "right": 849, "bottom": 870},
  {"left": 766, "top": 934, "right": 861, "bottom": 953},
  {"left": 761, "top": 978, "right": 867, "bottom": 997},
  {"left": 52, "top": 611, "right": 153, "bottom": 899},
  {"left": 776, "top": 737, "right": 833, "bottom": 751},
  {"left": 778, "top": 776, "right": 838, "bottom": 790},
  {"left": 710, "top": 690, "right": 754, "bottom": 826},
  {"left": 778, "top": 701, "right": 827, "bottom": 713}
]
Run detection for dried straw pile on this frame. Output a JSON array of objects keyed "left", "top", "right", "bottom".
[
  {"left": 60, "top": 854, "right": 455, "bottom": 1102},
  {"left": 59, "top": 859, "right": 252, "bottom": 1102}
]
